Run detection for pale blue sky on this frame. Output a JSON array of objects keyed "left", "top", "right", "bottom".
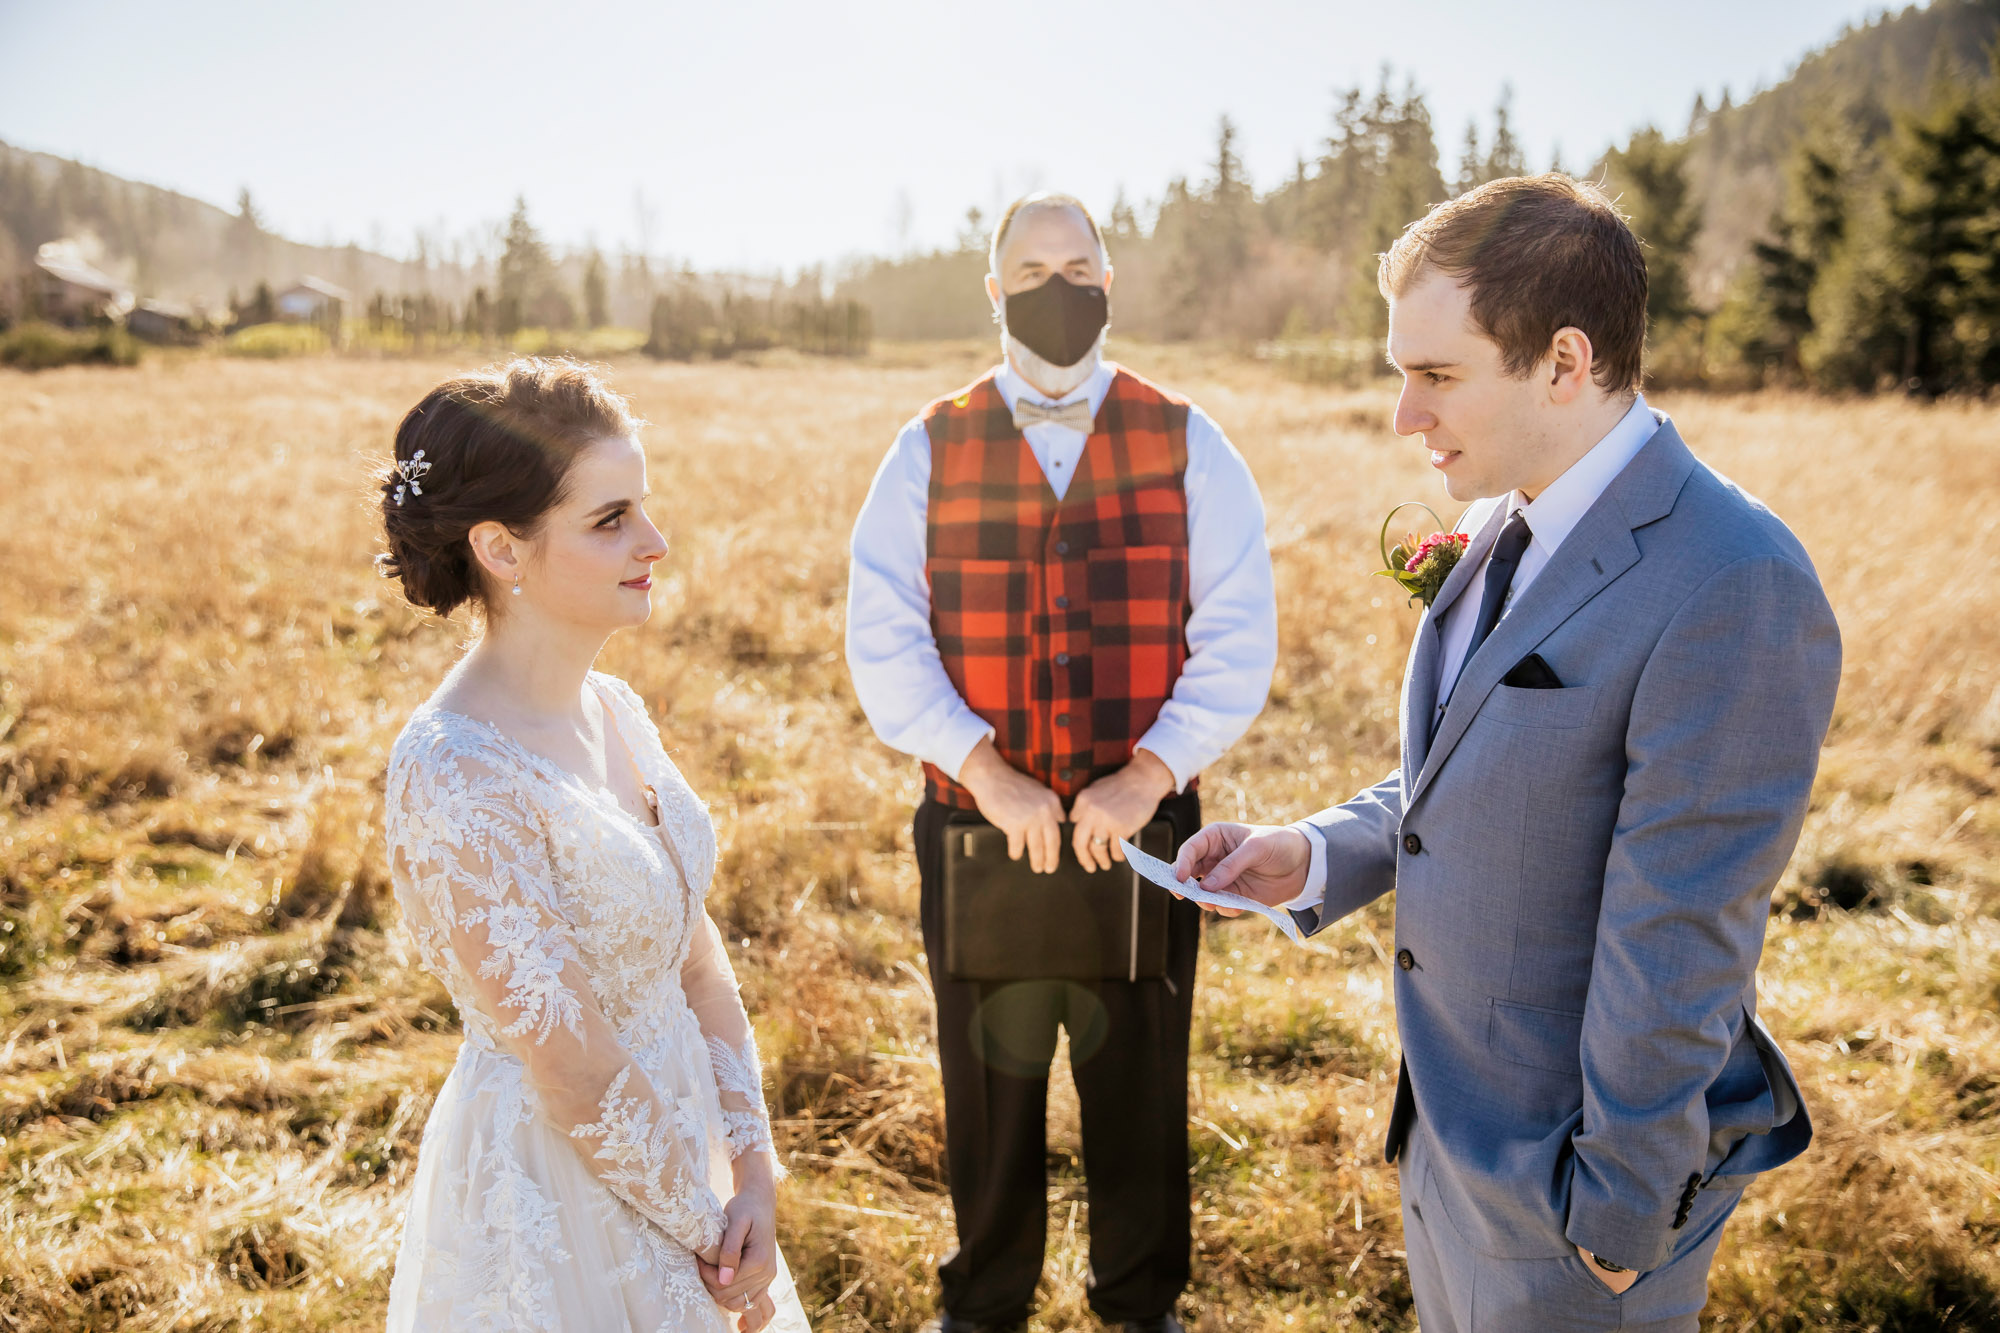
[{"left": 0, "top": 0, "right": 1890, "bottom": 273}]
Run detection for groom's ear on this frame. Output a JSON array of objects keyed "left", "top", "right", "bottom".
[{"left": 1546, "top": 325, "right": 1597, "bottom": 404}]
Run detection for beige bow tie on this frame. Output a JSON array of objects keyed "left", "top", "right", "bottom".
[{"left": 1012, "top": 398, "right": 1095, "bottom": 432}]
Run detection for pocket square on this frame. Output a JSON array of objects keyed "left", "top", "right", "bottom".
[{"left": 1502, "top": 653, "right": 1563, "bottom": 689}]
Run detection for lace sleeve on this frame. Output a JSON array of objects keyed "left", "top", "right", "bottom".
[
  {"left": 682, "top": 911, "right": 777, "bottom": 1164},
  {"left": 387, "top": 742, "right": 729, "bottom": 1254}
]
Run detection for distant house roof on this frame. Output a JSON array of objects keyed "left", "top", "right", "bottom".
[
  {"left": 35, "top": 240, "right": 128, "bottom": 299},
  {"left": 134, "top": 297, "right": 197, "bottom": 321},
  {"left": 279, "top": 276, "right": 352, "bottom": 303}
]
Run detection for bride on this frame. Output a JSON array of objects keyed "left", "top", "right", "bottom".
[{"left": 375, "top": 358, "right": 810, "bottom": 1332}]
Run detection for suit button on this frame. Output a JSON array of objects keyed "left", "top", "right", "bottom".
[
  {"left": 1055, "top": 595, "right": 1070, "bottom": 609},
  {"left": 1055, "top": 652, "right": 1070, "bottom": 665},
  {"left": 1396, "top": 949, "right": 1415, "bottom": 971},
  {"left": 1055, "top": 713, "right": 1070, "bottom": 727},
  {"left": 1403, "top": 833, "right": 1423, "bottom": 855},
  {"left": 1058, "top": 768, "right": 1072, "bottom": 781},
  {"left": 1055, "top": 540, "right": 1070, "bottom": 555}
]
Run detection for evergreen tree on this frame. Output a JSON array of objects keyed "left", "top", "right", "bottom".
[
  {"left": 1160, "top": 115, "right": 1259, "bottom": 336},
  {"left": 617, "top": 250, "right": 654, "bottom": 329},
  {"left": 1108, "top": 188, "right": 1141, "bottom": 242},
  {"left": 499, "top": 196, "right": 572, "bottom": 332},
  {"left": 1485, "top": 86, "right": 1527, "bottom": 180},
  {"left": 228, "top": 280, "right": 275, "bottom": 330},
  {"left": 1796, "top": 54, "right": 2000, "bottom": 393},
  {"left": 644, "top": 269, "right": 712, "bottom": 360},
  {"left": 226, "top": 187, "right": 269, "bottom": 287},
  {"left": 583, "top": 249, "right": 609, "bottom": 329},
  {"left": 955, "top": 205, "right": 987, "bottom": 254},
  {"left": 1602, "top": 127, "right": 1700, "bottom": 327},
  {"left": 1711, "top": 128, "right": 1850, "bottom": 381},
  {"left": 1455, "top": 122, "right": 1483, "bottom": 195},
  {"left": 1687, "top": 92, "right": 1712, "bottom": 138},
  {"left": 1880, "top": 64, "right": 2000, "bottom": 392},
  {"left": 1352, "top": 79, "right": 1446, "bottom": 340}
]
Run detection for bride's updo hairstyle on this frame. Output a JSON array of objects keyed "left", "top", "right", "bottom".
[{"left": 377, "top": 358, "right": 638, "bottom": 616}]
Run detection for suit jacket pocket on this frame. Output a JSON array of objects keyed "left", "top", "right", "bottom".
[
  {"left": 1482, "top": 682, "right": 1598, "bottom": 730},
  {"left": 1489, "top": 998, "right": 1586, "bottom": 1075}
]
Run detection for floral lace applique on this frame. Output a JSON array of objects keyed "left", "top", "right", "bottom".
[
  {"left": 383, "top": 674, "right": 796, "bottom": 1328},
  {"left": 706, "top": 1034, "right": 777, "bottom": 1161},
  {"left": 571, "top": 1067, "right": 728, "bottom": 1254}
]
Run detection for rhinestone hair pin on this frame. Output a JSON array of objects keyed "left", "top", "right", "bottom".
[{"left": 392, "top": 449, "right": 432, "bottom": 506}]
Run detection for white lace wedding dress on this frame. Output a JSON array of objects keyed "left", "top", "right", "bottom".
[{"left": 381, "top": 672, "right": 811, "bottom": 1332}]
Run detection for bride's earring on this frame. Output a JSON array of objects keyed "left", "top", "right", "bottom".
[{"left": 511, "top": 574, "right": 522, "bottom": 597}]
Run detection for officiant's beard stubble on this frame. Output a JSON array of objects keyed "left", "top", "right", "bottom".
[{"left": 1004, "top": 324, "right": 1107, "bottom": 399}]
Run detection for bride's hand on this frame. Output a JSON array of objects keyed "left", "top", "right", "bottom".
[
  {"left": 738, "top": 1288, "right": 777, "bottom": 1333},
  {"left": 697, "top": 1157, "right": 779, "bottom": 1315}
]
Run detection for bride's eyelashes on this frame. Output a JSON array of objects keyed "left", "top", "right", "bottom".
[{"left": 591, "top": 491, "right": 651, "bottom": 532}]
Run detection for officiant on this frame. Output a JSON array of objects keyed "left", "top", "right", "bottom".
[{"left": 845, "top": 191, "right": 1277, "bottom": 1333}]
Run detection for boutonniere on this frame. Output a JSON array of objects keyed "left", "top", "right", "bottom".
[{"left": 1375, "top": 502, "right": 1468, "bottom": 608}]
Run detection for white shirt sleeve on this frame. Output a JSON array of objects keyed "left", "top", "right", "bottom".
[
  {"left": 1283, "top": 820, "right": 1329, "bottom": 910},
  {"left": 1135, "top": 404, "right": 1279, "bottom": 790},
  {"left": 844, "top": 418, "right": 995, "bottom": 779}
]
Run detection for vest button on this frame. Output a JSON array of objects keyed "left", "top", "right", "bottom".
[
  {"left": 1396, "top": 948, "right": 1415, "bottom": 971},
  {"left": 1055, "top": 595, "right": 1070, "bottom": 609},
  {"left": 1056, "top": 713, "right": 1070, "bottom": 727},
  {"left": 1403, "top": 833, "right": 1423, "bottom": 855},
  {"left": 1055, "top": 653, "right": 1070, "bottom": 666},
  {"left": 1055, "top": 540, "right": 1070, "bottom": 555},
  {"left": 1058, "top": 767, "right": 1072, "bottom": 781}
]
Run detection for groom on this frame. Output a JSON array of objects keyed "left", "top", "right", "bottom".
[{"left": 1177, "top": 174, "right": 1841, "bottom": 1330}]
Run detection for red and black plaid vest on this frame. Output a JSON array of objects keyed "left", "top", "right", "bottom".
[{"left": 922, "top": 367, "right": 1193, "bottom": 809}]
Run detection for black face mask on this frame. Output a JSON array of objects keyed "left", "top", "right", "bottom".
[{"left": 1004, "top": 273, "right": 1108, "bottom": 368}]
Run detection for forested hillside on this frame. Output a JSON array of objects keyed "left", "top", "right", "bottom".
[
  {"left": 0, "top": 144, "right": 436, "bottom": 311},
  {"left": 838, "top": 0, "right": 2000, "bottom": 398},
  {"left": 1684, "top": 0, "right": 2000, "bottom": 301}
]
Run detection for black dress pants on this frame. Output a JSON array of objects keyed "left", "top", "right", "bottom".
[{"left": 915, "top": 791, "right": 1202, "bottom": 1327}]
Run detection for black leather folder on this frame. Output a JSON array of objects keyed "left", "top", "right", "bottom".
[{"left": 941, "top": 813, "right": 1177, "bottom": 983}]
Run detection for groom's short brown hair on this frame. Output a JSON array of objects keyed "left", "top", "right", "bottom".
[{"left": 1379, "top": 173, "right": 1648, "bottom": 394}]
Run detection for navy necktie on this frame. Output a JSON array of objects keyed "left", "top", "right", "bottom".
[
  {"left": 1434, "top": 511, "right": 1533, "bottom": 737},
  {"left": 1464, "top": 511, "right": 1534, "bottom": 665}
]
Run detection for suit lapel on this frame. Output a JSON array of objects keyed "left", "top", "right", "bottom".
[
  {"left": 1428, "top": 498, "right": 1503, "bottom": 627},
  {"left": 1409, "top": 419, "right": 1697, "bottom": 805},
  {"left": 1402, "top": 609, "right": 1441, "bottom": 787},
  {"left": 1400, "top": 498, "right": 1499, "bottom": 786}
]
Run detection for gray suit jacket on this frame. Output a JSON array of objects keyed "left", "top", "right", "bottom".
[{"left": 1295, "top": 417, "right": 1840, "bottom": 1272}]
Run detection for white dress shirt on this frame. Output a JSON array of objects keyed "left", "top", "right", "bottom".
[
  {"left": 1286, "top": 394, "right": 1662, "bottom": 910},
  {"left": 845, "top": 358, "right": 1278, "bottom": 791}
]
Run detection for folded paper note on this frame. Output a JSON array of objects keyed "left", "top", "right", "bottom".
[{"left": 1117, "top": 838, "right": 1307, "bottom": 946}]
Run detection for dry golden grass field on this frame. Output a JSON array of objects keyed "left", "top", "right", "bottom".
[{"left": 0, "top": 344, "right": 1995, "bottom": 1333}]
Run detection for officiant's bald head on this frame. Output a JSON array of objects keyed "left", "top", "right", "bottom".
[{"left": 987, "top": 192, "right": 1109, "bottom": 294}]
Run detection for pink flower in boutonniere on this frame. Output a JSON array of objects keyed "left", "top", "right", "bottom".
[{"left": 1375, "top": 502, "right": 1468, "bottom": 608}]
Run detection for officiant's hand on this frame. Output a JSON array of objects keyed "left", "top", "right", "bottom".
[
  {"left": 960, "top": 737, "right": 1066, "bottom": 874},
  {"left": 1174, "top": 822, "right": 1312, "bottom": 910},
  {"left": 1071, "top": 749, "right": 1176, "bottom": 872},
  {"left": 698, "top": 1153, "right": 780, "bottom": 1327}
]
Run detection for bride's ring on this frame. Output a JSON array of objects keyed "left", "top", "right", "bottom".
[{"left": 1091, "top": 836, "right": 1108, "bottom": 845}]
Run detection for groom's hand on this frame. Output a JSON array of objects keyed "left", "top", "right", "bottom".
[
  {"left": 1174, "top": 822, "right": 1312, "bottom": 910},
  {"left": 1070, "top": 749, "right": 1176, "bottom": 872},
  {"left": 1578, "top": 1247, "right": 1641, "bottom": 1294},
  {"left": 960, "top": 737, "right": 1065, "bottom": 874}
]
